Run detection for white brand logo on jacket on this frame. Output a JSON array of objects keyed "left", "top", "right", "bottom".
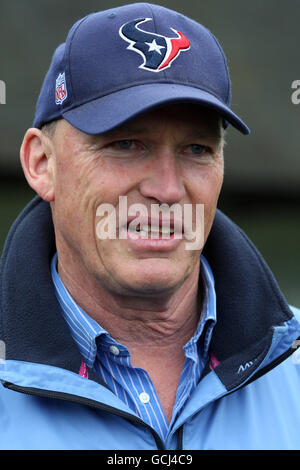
[{"left": 237, "top": 360, "right": 254, "bottom": 374}]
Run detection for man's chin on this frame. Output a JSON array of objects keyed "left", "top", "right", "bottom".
[
  {"left": 120, "top": 279, "right": 181, "bottom": 297},
  {"left": 111, "top": 263, "right": 194, "bottom": 298}
]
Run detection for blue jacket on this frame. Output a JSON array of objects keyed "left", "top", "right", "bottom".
[{"left": 0, "top": 196, "right": 299, "bottom": 450}]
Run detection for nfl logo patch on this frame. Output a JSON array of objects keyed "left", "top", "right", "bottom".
[{"left": 55, "top": 72, "right": 67, "bottom": 105}]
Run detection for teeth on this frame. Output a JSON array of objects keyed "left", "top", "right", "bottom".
[
  {"left": 141, "top": 224, "right": 151, "bottom": 234},
  {"left": 128, "top": 225, "right": 138, "bottom": 232},
  {"left": 160, "top": 226, "right": 173, "bottom": 235},
  {"left": 127, "top": 223, "right": 175, "bottom": 236}
]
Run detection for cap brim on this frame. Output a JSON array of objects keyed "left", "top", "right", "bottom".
[{"left": 62, "top": 83, "right": 250, "bottom": 135}]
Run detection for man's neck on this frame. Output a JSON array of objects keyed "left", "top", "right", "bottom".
[{"left": 57, "top": 255, "right": 201, "bottom": 352}]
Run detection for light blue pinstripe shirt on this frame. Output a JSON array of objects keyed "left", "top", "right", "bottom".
[{"left": 51, "top": 253, "right": 216, "bottom": 443}]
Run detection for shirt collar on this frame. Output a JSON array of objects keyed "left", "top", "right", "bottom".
[{"left": 183, "top": 254, "right": 217, "bottom": 360}]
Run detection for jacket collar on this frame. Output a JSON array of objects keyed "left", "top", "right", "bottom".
[{"left": 0, "top": 196, "right": 297, "bottom": 390}]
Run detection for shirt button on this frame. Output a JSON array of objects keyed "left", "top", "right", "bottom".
[
  {"left": 109, "top": 345, "right": 120, "bottom": 356},
  {"left": 139, "top": 392, "right": 150, "bottom": 404}
]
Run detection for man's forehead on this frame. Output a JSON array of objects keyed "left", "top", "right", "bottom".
[
  {"left": 99, "top": 103, "right": 223, "bottom": 138},
  {"left": 53, "top": 102, "right": 223, "bottom": 144}
]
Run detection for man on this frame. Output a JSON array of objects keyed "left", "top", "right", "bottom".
[{"left": 0, "top": 3, "right": 299, "bottom": 450}]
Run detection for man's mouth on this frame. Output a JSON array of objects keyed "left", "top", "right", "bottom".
[
  {"left": 125, "top": 216, "right": 183, "bottom": 239},
  {"left": 120, "top": 216, "right": 184, "bottom": 252}
]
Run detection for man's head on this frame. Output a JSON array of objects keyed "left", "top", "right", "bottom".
[{"left": 20, "top": 3, "right": 248, "bottom": 301}]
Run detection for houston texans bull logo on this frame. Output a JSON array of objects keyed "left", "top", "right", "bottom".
[{"left": 119, "top": 18, "right": 190, "bottom": 72}]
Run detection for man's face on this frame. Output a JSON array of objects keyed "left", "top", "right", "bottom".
[{"left": 49, "top": 103, "right": 224, "bottom": 298}]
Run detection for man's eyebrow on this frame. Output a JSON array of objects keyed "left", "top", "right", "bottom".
[
  {"left": 103, "top": 126, "right": 148, "bottom": 138},
  {"left": 105, "top": 127, "right": 223, "bottom": 139},
  {"left": 88, "top": 120, "right": 223, "bottom": 143},
  {"left": 85, "top": 126, "right": 148, "bottom": 148}
]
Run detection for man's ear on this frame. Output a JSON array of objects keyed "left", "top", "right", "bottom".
[{"left": 20, "top": 128, "right": 55, "bottom": 202}]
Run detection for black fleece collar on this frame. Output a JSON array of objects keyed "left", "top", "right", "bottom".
[{"left": 0, "top": 196, "right": 294, "bottom": 390}]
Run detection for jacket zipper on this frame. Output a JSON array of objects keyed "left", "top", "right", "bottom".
[
  {"left": 2, "top": 381, "right": 165, "bottom": 450},
  {"left": 176, "top": 426, "right": 183, "bottom": 450}
]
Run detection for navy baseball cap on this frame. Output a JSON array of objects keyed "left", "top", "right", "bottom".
[{"left": 33, "top": 2, "right": 250, "bottom": 135}]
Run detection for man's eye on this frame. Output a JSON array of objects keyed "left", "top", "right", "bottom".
[
  {"left": 189, "top": 144, "right": 206, "bottom": 155},
  {"left": 105, "top": 139, "right": 144, "bottom": 158},
  {"left": 115, "top": 140, "right": 135, "bottom": 150}
]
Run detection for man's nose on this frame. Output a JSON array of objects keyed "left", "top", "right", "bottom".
[{"left": 139, "top": 147, "right": 186, "bottom": 204}]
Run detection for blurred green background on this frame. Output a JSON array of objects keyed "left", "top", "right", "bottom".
[{"left": 0, "top": 0, "right": 299, "bottom": 306}]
